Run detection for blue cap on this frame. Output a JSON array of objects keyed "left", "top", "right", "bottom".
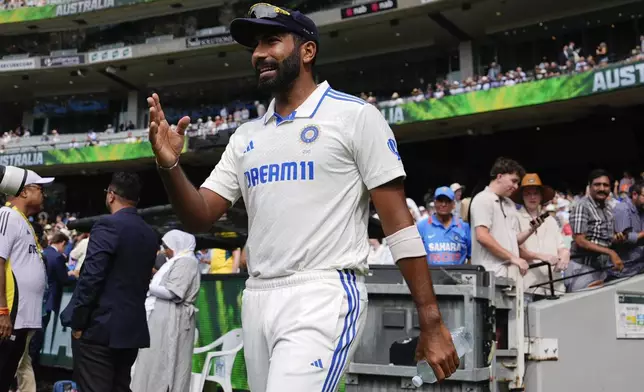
[
  {"left": 230, "top": 3, "right": 319, "bottom": 48},
  {"left": 434, "top": 186, "right": 455, "bottom": 201}
]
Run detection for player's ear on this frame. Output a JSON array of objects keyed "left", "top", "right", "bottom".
[{"left": 301, "top": 41, "right": 317, "bottom": 66}]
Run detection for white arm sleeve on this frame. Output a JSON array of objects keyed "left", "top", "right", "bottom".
[
  {"left": 149, "top": 284, "right": 175, "bottom": 300},
  {"left": 351, "top": 103, "right": 406, "bottom": 190},
  {"left": 0, "top": 210, "right": 19, "bottom": 260},
  {"left": 200, "top": 134, "right": 242, "bottom": 204}
]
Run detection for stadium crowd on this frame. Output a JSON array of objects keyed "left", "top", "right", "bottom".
[
  {"left": 369, "top": 160, "right": 644, "bottom": 296},
  {"left": 3, "top": 31, "right": 644, "bottom": 155}
]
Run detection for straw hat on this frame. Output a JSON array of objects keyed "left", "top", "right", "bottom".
[{"left": 510, "top": 173, "right": 555, "bottom": 205}]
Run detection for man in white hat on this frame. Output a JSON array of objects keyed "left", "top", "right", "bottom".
[
  {"left": 450, "top": 183, "right": 465, "bottom": 217},
  {"left": 0, "top": 170, "right": 53, "bottom": 391}
]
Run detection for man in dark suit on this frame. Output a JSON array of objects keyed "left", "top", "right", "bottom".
[
  {"left": 61, "top": 172, "right": 158, "bottom": 392},
  {"left": 30, "top": 231, "right": 72, "bottom": 377}
]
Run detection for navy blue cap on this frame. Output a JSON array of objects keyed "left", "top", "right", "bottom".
[{"left": 230, "top": 3, "right": 319, "bottom": 48}]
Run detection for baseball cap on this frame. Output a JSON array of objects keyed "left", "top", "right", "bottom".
[
  {"left": 434, "top": 186, "right": 455, "bottom": 201},
  {"left": 25, "top": 170, "right": 54, "bottom": 186},
  {"left": 450, "top": 183, "right": 464, "bottom": 192},
  {"left": 230, "top": 3, "right": 319, "bottom": 48}
]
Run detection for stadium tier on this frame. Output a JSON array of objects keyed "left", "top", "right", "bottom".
[{"left": 0, "top": 0, "right": 643, "bottom": 171}]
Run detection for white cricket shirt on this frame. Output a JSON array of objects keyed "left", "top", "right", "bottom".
[
  {"left": 202, "top": 81, "right": 406, "bottom": 278},
  {"left": 0, "top": 206, "right": 46, "bottom": 329}
]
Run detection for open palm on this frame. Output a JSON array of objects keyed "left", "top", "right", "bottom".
[{"left": 147, "top": 93, "right": 191, "bottom": 168}]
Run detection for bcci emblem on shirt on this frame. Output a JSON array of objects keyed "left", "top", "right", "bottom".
[{"left": 300, "top": 125, "right": 320, "bottom": 144}]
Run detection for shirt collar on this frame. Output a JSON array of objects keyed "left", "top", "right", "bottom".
[
  {"left": 587, "top": 195, "right": 607, "bottom": 209},
  {"left": 263, "top": 81, "right": 331, "bottom": 125},
  {"left": 429, "top": 214, "right": 457, "bottom": 229}
]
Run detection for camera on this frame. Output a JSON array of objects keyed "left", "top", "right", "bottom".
[{"left": 0, "top": 165, "right": 29, "bottom": 196}]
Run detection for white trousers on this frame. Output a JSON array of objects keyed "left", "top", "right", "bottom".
[{"left": 242, "top": 269, "right": 368, "bottom": 392}]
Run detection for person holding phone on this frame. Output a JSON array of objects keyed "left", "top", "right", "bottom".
[
  {"left": 470, "top": 158, "right": 547, "bottom": 278},
  {"left": 511, "top": 174, "right": 569, "bottom": 294},
  {"left": 611, "top": 181, "right": 644, "bottom": 279}
]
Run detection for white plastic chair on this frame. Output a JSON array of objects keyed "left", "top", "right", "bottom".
[{"left": 190, "top": 328, "right": 244, "bottom": 392}]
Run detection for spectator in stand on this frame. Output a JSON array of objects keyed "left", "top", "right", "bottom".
[
  {"left": 567, "top": 41, "right": 580, "bottom": 63},
  {"left": 417, "top": 187, "right": 471, "bottom": 266},
  {"left": 617, "top": 171, "right": 634, "bottom": 197},
  {"left": 126, "top": 121, "right": 136, "bottom": 130},
  {"left": 87, "top": 130, "right": 97, "bottom": 143},
  {"left": 487, "top": 61, "right": 501, "bottom": 80},
  {"left": 367, "top": 238, "right": 394, "bottom": 265},
  {"left": 125, "top": 132, "right": 137, "bottom": 144},
  {"left": 450, "top": 183, "right": 465, "bottom": 218},
  {"left": 567, "top": 169, "right": 624, "bottom": 292},
  {"left": 105, "top": 124, "right": 115, "bottom": 134},
  {"left": 205, "top": 116, "right": 214, "bottom": 132},
  {"left": 54, "top": 214, "right": 66, "bottom": 231},
  {"left": 254, "top": 100, "right": 266, "bottom": 118},
  {"left": 69, "top": 138, "right": 80, "bottom": 149},
  {"left": 559, "top": 45, "right": 569, "bottom": 65},
  {"left": 611, "top": 181, "right": 644, "bottom": 279},
  {"left": 469, "top": 158, "right": 545, "bottom": 278},
  {"left": 596, "top": 42, "right": 608, "bottom": 63},
  {"left": 511, "top": 174, "right": 568, "bottom": 294}
]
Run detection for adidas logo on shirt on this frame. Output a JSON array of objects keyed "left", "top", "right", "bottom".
[
  {"left": 243, "top": 140, "right": 255, "bottom": 154},
  {"left": 310, "top": 359, "right": 323, "bottom": 369}
]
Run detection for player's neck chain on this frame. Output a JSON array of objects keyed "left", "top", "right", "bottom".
[{"left": 5, "top": 202, "right": 45, "bottom": 263}]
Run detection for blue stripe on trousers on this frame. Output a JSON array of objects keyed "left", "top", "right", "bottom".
[
  {"left": 321, "top": 270, "right": 360, "bottom": 392},
  {"left": 328, "top": 270, "right": 360, "bottom": 392}
]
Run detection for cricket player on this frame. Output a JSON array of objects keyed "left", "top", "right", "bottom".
[{"left": 147, "top": 3, "right": 458, "bottom": 391}]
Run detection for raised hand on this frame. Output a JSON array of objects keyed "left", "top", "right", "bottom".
[{"left": 147, "top": 93, "right": 191, "bottom": 168}]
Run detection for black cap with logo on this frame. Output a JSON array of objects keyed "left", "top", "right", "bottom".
[{"left": 230, "top": 3, "right": 319, "bottom": 48}]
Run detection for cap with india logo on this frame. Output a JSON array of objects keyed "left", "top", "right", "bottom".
[{"left": 230, "top": 3, "right": 319, "bottom": 48}]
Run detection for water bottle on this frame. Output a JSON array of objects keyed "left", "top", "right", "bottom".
[{"left": 411, "top": 327, "right": 473, "bottom": 387}]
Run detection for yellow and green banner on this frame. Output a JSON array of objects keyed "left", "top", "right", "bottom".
[
  {"left": 0, "top": 0, "right": 156, "bottom": 24},
  {"left": 0, "top": 142, "right": 155, "bottom": 167},
  {"left": 381, "top": 59, "right": 644, "bottom": 125}
]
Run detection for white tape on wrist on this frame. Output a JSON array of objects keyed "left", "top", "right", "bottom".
[{"left": 386, "top": 225, "right": 426, "bottom": 262}]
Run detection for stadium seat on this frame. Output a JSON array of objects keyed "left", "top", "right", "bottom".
[{"left": 190, "top": 328, "right": 244, "bottom": 392}]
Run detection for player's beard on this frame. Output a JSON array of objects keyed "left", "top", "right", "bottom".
[{"left": 255, "top": 48, "right": 301, "bottom": 95}]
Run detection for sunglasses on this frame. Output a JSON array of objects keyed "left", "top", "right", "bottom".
[{"left": 248, "top": 3, "right": 291, "bottom": 19}]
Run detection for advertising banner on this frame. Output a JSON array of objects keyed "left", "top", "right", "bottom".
[
  {"left": 379, "top": 59, "right": 644, "bottom": 125},
  {"left": 0, "top": 142, "right": 154, "bottom": 167},
  {"left": 40, "top": 276, "right": 348, "bottom": 392},
  {"left": 0, "top": 0, "right": 157, "bottom": 24},
  {"left": 0, "top": 57, "right": 37, "bottom": 72},
  {"left": 88, "top": 46, "right": 132, "bottom": 63},
  {"left": 40, "top": 54, "right": 85, "bottom": 68},
  {"left": 53, "top": 0, "right": 115, "bottom": 17},
  {"left": 185, "top": 33, "right": 234, "bottom": 48},
  {"left": 341, "top": 0, "right": 397, "bottom": 19}
]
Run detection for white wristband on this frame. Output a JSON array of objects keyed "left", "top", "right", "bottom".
[{"left": 385, "top": 225, "right": 426, "bottom": 262}]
